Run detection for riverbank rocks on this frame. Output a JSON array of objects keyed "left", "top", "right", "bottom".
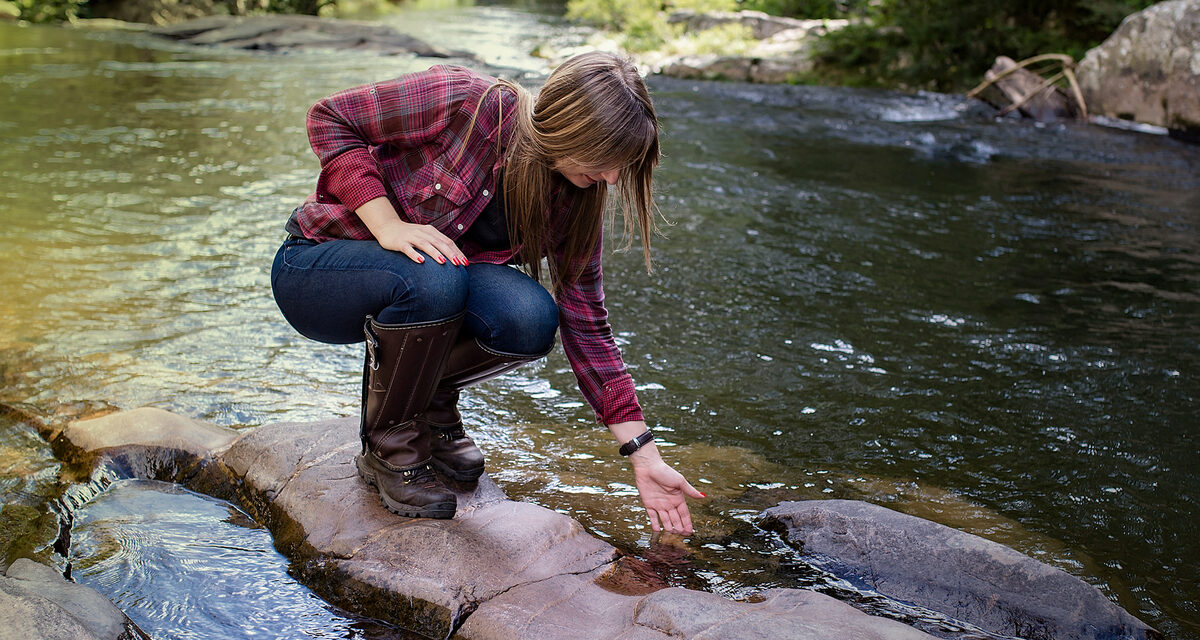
[
  {"left": 652, "top": 10, "right": 847, "bottom": 83},
  {"left": 0, "top": 558, "right": 148, "bottom": 640},
  {"left": 760, "top": 500, "right": 1159, "bottom": 640},
  {"left": 1076, "top": 0, "right": 1200, "bottom": 140},
  {"left": 148, "top": 14, "right": 475, "bottom": 58},
  {"left": 29, "top": 407, "right": 940, "bottom": 639}
]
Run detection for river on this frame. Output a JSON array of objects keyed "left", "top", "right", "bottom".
[{"left": 1, "top": 6, "right": 1197, "bottom": 639}]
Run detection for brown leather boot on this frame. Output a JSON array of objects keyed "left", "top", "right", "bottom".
[
  {"left": 356, "top": 314, "right": 463, "bottom": 519},
  {"left": 426, "top": 336, "right": 553, "bottom": 482}
]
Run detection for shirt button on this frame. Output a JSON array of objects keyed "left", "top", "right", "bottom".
[
  {"left": 482, "top": 189, "right": 489, "bottom": 197},
  {"left": 456, "top": 223, "right": 464, "bottom": 231},
  {"left": 435, "top": 183, "right": 442, "bottom": 190}
]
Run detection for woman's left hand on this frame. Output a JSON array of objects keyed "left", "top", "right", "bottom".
[{"left": 630, "top": 450, "right": 705, "bottom": 535}]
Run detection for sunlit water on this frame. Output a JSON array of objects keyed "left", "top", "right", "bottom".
[{"left": 1, "top": 8, "right": 1198, "bottom": 640}]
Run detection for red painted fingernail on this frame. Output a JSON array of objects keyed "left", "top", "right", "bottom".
[
  {"left": 417, "top": 256, "right": 425, "bottom": 263},
  {"left": 436, "top": 256, "right": 445, "bottom": 264},
  {"left": 700, "top": 492, "right": 707, "bottom": 498}
]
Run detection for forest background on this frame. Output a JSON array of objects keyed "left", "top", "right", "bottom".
[{"left": 0, "top": 0, "right": 1161, "bottom": 96}]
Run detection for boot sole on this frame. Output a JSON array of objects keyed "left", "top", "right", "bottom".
[
  {"left": 355, "top": 455, "right": 457, "bottom": 519},
  {"left": 431, "top": 457, "right": 485, "bottom": 483}
]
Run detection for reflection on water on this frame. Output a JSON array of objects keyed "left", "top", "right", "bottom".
[{"left": 2, "top": 11, "right": 1199, "bottom": 640}]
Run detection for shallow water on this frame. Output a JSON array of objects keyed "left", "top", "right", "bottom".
[{"left": 1, "top": 9, "right": 1198, "bottom": 640}]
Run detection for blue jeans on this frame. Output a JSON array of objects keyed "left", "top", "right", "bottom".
[{"left": 271, "top": 237, "right": 559, "bottom": 356}]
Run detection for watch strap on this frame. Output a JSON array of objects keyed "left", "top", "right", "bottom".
[{"left": 618, "top": 429, "right": 655, "bottom": 456}]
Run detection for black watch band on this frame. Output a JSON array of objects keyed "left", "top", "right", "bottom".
[{"left": 618, "top": 430, "right": 655, "bottom": 456}]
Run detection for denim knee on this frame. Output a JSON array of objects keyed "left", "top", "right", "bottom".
[
  {"left": 463, "top": 265, "right": 559, "bottom": 356},
  {"left": 376, "top": 259, "right": 469, "bottom": 325}
]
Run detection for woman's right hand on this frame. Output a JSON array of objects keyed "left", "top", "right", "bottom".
[
  {"left": 354, "top": 197, "right": 468, "bottom": 266},
  {"left": 377, "top": 221, "right": 468, "bottom": 266}
]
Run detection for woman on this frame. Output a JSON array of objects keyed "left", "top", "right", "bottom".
[{"left": 271, "top": 52, "right": 702, "bottom": 535}]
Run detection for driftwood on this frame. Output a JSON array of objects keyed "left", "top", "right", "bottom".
[{"left": 969, "top": 54, "right": 1087, "bottom": 121}]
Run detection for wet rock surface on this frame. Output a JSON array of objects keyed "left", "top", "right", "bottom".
[
  {"left": 0, "top": 558, "right": 149, "bottom": 640},
  {"left": 149, "top": 14, "right": 477, "bottom": 59},
  {"left": 1076, "top": 0, "right": 1200, "bottom": 139},
  {"left": 15, "top": 408, "right": 947, "bottom": 639},
  {"left": 760, "top": 499, "right": 1159, "bottom": 640}
]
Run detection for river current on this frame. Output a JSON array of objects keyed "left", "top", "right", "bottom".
[{"left": 1, "top": 7, "right": 1197, "bottom": 639}]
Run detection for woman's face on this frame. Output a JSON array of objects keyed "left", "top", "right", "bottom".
[{"left": 554, "top": 158, "right": 621, "bottom": 189}]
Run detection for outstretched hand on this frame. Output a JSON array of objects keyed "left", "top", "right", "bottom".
[{"left": 630, "top": 454, "right": 705, "bottom": 535}]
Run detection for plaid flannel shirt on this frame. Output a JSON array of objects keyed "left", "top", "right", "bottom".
[{"left": 288, "top": 64, "right": 643, "bottom": 425}]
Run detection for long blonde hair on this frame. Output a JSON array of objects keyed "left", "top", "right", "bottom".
[{"left": 472, "top": 52, "right": 662, "bottom": 291}]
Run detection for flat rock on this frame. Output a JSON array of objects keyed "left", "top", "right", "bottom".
[
  {"left": 760, "top": 499, "right": 1159, "bottom": 640},
  {"left": 0, "top": 558, "right": 148, "bottom": 640},
  {"left": 217, "top": 417, "right": 621, "bottom": 637},
  {"left": 64, "top": 406, "right": 236, "bottom": 480},
  {"left": 40, "top": 408, "right": 981, "bottom": 639},
  {"left": 149, "top": 14, "right": 474, "bottom": 58},
  {"left": 1076, "top": 0, "right": 1200, "bottom": 139}
]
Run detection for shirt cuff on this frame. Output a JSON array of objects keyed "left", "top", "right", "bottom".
[{"left": 595, "top": 373, "right": 644, "bottom": 425}]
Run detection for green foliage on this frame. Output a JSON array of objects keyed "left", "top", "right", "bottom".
[
  {"left": 566, "top": 0, "right": 678, "bottom": 51},
  {"left": 737, "top": 0, "right": 863, "bottom": 19},
  {"left": 267, "top": 0, "right": 333, "bottom": 15},
  {"left": 811, "top": 0, "right": 1158, "bottom": 92},
  {"left": 12, "top": 0, "right": 90, "bottom": 22}
]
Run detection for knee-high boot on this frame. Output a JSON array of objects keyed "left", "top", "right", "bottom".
[
  {"left": 424, "top": 336, "right": 553, "bottom": 482},
  {"left": 356, "top": 314, "right": 464, "bottom": 519}
]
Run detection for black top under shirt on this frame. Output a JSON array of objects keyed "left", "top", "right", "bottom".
[{"left": 462, "top": 170, "right": 511, "bottom": 250}]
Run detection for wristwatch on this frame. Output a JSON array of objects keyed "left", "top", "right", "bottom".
[{"left": 618, "top": 429, "right": 655, "bottom": 456}]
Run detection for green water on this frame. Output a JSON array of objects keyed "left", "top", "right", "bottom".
[{"left": 2, "top": 14, "right": 1198, "bottom": 640}]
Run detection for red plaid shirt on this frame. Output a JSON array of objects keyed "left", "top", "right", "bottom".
[{"left": 289, "top": 65, "right": 643, "bottom": 425}]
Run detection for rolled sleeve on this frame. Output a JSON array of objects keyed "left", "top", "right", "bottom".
[{"left": 552, "top": 231, "right": 645, "bottom": 425}]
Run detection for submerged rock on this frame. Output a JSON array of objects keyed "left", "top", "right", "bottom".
[
  {"left": 760, "top": 499, "right": 1159, "bottom": 640},
  {"left": 0, "top": 558, "right": 149, "bottom": 640},
  {"left": 1076, "top": 0, "right": 1200, "bottom": 140}
]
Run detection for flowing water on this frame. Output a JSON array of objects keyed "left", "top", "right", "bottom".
[{"left": 1, "top": 7, "right": 1198, "bottom": 639}]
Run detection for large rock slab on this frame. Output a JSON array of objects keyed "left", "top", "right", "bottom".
[
  {"left": 149, "top": 14, "right": 475, "bottom": 58},
  {"left": 760, "top": 500, "right": 1159, "bottom": 640},
  {"left": 47, "top": 408, "right": 951, "bottom": 638},
  {"left": 0, "top": 558, "right": 148, "bottom": 640},
  {"left": 218, "top": 417, "right": 622, "bottom": 637},
  {"left": 1076, "top": 0, "right": 1200, "bottom": 139}
]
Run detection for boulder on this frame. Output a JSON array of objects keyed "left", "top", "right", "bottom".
[
  {"left": 0, "top": 558, "right": 148, "bottom": 640},
  {"left": 1076, "top": 0, "right": 1200, "bottom": 139},
  {"left": 760, "top": 500, "right": 1159, "bottom": 640}
]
